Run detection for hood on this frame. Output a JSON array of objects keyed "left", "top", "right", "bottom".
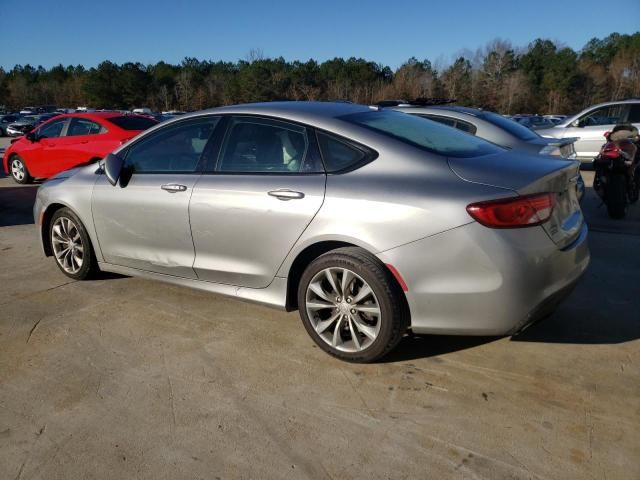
[
  {"left": 447, "top": 151, "right": 576, "bottom": 192},
  {"left": 47, "top": 165, "right": 86, "bottom": 181}
]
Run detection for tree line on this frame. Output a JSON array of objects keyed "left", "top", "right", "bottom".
[{"left": 0, "top": 32, "right": 638, "bottom": 115}]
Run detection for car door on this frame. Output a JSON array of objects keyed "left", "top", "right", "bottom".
[
  {"left": 92, "top": 116, "right": 221, "bottom": 278},
  {"left": 562, "top": 104, "right": 630, "bottom": 159},
  {"left": 190, "top": 116, "right": 326, "bottom": 288},
  {"left": 58, "top": 117, "right": 111, "bottom": 169},
  {"left": 23, "top": 118, "right": 69, "bottom": 178}
]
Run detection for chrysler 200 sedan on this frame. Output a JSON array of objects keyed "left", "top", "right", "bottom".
[{"left": 33, "top": 102, "right": 590, "bottom": 362}]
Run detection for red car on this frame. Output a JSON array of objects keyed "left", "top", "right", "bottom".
[{"left": 3, "top": 112, "right": 158, "bottom": 183}]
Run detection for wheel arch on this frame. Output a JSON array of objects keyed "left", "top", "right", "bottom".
[
  {"left": 41, "top": 202, "right": 74, "bottom": 256},
  {"left": 284, "top": 240, "right": 408, "bottom": 312}
]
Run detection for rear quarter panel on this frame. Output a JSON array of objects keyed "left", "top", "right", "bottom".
[{"left": 276, "top": 143, "right": 515, "bottom": 278}]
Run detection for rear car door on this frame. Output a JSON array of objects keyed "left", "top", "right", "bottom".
[
  {"left": 190, "top": 115, "right": 326, "bottom": 288},
  {"left": 92, "top": 116, "right": 221, "bottom": 278},
  {"left": 59, "top": 118, "right": 114, "bottom": 168}
]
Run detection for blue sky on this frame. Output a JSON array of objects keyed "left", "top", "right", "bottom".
[{"left": 1, "top": 0, "right": 638, "bottom": 70}]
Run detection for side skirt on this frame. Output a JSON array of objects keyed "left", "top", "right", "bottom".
[{"left": 97, "top": 262, "right": 289, "bottom": 310}]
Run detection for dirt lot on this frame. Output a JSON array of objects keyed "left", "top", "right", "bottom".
[{"left": 1, "top": 137, "right": 639, "bottom": 479}]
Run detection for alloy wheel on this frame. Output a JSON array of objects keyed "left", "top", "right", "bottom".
[
  {"left": 305, "top": 267, "right": 381, "bottom": 352},
  {"left": 11, "top": 159, "right": 25, "bottom": 182},
  {"left": 51, "top": 217, "right": 84, "bottom": 274}
]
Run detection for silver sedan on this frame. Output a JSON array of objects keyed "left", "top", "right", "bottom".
[{"left": 33, "top": 102, "right": 590, "bottom": 362}]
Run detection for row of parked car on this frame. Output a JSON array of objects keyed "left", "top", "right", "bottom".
[{"left": 0, "top": 108, "right": 186, "bottom": 138}]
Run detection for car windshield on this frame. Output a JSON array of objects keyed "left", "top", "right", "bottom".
[
  {"left": 480, "top": 112, "right": 540, "bottom": 140},
  {"left": 108, "top": 116, "right": 158, "bottom": 130},
  {"left": 340, "top": 110, "right": 503, "bottom": 158}
]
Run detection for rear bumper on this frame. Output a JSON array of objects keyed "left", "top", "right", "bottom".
[{"left": 377, "top": 221, "right": 590, "bottom": 336}]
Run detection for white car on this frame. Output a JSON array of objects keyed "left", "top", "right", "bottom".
[{"left": 537, "top": 100, "right": 640, "bottom": 163}]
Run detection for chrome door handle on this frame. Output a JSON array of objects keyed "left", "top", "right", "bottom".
[
  {"left": 161, "top": 184, "right": 187, "bottom": 193},
  {"left": 268, "top": 189, "right": 305, "bottom": 200}
]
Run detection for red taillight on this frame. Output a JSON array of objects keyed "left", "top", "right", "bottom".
[
  {"left": 466, "top": 193, "right": 557, "bottom": 228},
  {"left": 601, "top": 143, "right": 621, "bottom": 159}
]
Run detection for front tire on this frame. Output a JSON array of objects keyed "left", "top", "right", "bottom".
[
  {"left": 297, "top": 247, "right": 409, "bottom": 363},
  {"left": 49, "top": 208, "right": 98, "bottom": 280},
  {"left": 10, "top": 155, "right": 33, "bottom": 184}
]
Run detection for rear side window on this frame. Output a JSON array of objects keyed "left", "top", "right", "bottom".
[
  {"left": 341, "top": 110, "right": 501, "bottom": 158},
  {"left": 455, "top": 120, "right": 477, "bottom": 134},
  {"left": 316, "top": 132, "right": 369, "bottom": 172},
  {"left": 479, "top": 111, "right": 539, "bottom": 141},
  {"left": 579, "top": 104, "right": 629, "bottom": 126},
  {"left": 218, "top": 117, "right": 323, "bottom": 174},
  {"left": 67, "top": 118, "right": 103, "bottom": 136},
  {"left": 628, "top": 104, "right": 640, "bottom": 123},
  {"left": 416, "top": 114, "right": 477, "bottom": 135},
  {"left": 108, "top": 116, "right": 158, "bottom": 131}
]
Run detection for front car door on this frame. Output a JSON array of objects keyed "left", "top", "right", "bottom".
[
  {"left": 190, "top": 115, "right": 326, "bottom": 288},
  {"left": 562, "top": 103, "right": 630, "bottom": 160},
  {"left": 22, "top": 118, "right": 69, "bottom": 178},
  {"left": 92, "top": 116, "right": 221, "bottom": 278}
]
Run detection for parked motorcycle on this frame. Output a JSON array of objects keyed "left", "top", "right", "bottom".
[{"left": 593, "top": 124, "right": 640, "bottom": 219}]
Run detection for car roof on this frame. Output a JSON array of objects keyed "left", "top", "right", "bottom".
[
  {"left": 178, "top": 101, "right": 375, "bottom": 124},
  {"left": 59, "top": 112, "right": 124, "bottom": 120},
  {"left": 392, "top": 105, "right": 485, "bottom": 117}
]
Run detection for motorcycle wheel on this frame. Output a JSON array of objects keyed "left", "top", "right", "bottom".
[
  {"left": 606, "top": 173, "right": 626, "bottom": 219},
  {"left": 630, "top": 170, "right": 640, "bottom": 204}
]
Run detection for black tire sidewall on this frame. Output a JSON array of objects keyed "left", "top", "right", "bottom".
[
  {"left": 606, "top": 174, "right": 626, "bottom": 219},
  {"left": 50, "top": 208, "right": 95, "bottom": 280},
  {"left": 297, "top": 249, "right": 406, "bottom": 362}
]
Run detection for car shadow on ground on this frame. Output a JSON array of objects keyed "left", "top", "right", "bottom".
[
  {"left": 0, "top": 185, "right": 39, "bottom": 226},
  {"left": 383, "top": 335, "right": 497, "bottom": 362}
]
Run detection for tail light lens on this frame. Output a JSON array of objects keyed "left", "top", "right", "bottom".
[
  {"left": 467, "top": 193, "right": 557, "bottom": 228},
  {"left": 601, "top": 143, "right": 621, "bottom": 159}
]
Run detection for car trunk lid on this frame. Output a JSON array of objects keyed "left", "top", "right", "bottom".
[{"left": 448, "top": 152, "right": 584, "bottom": 248}]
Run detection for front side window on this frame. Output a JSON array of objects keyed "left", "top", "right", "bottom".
[
  {"left": 125, "top": 117, "right": 219, "bottom": 173},
  {"left": 37, "top": 119, "right": 66, "bottom": 138},
  {"left": 580, "top": 104, "right": 629, "bottom": 126},
  {"left": 218, "top": 117, "right": 320, "bottom": 174},
  {"left": 67, "top": 118, "right": 104, "bottom": 136},
  {"left": 342, "top": 110, "right": 502, "bottom": 158}
]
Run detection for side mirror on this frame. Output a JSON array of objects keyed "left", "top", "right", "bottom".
[
  {"left": 104, "top": 153, "right": 124, "bottom": 186},
  {"left": 25, "top": 131, "right": 38, "bottom": 142}
]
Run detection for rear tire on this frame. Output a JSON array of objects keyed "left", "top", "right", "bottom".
[
  {"left": 606, "top": 174, "right": 626, "bottom": 219},
  {"left": 9, "top": 155, "right": 33, "bottom": 184},
  {"left": 297, "top": 247, "right": 409, "bottom": 363},
  {"left": 49, "top": 208, "right": 98, "bottom": 280}
]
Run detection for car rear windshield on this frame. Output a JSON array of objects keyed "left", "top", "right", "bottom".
[
  {"left": 479, "top": 111, "right": 539, "bottom": 141},
  {"left": 108, "top": 116, "right": 158, "bottom": 131},
  {"left": 340, "top": 110, "right": 502, "bottom": 158}
]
